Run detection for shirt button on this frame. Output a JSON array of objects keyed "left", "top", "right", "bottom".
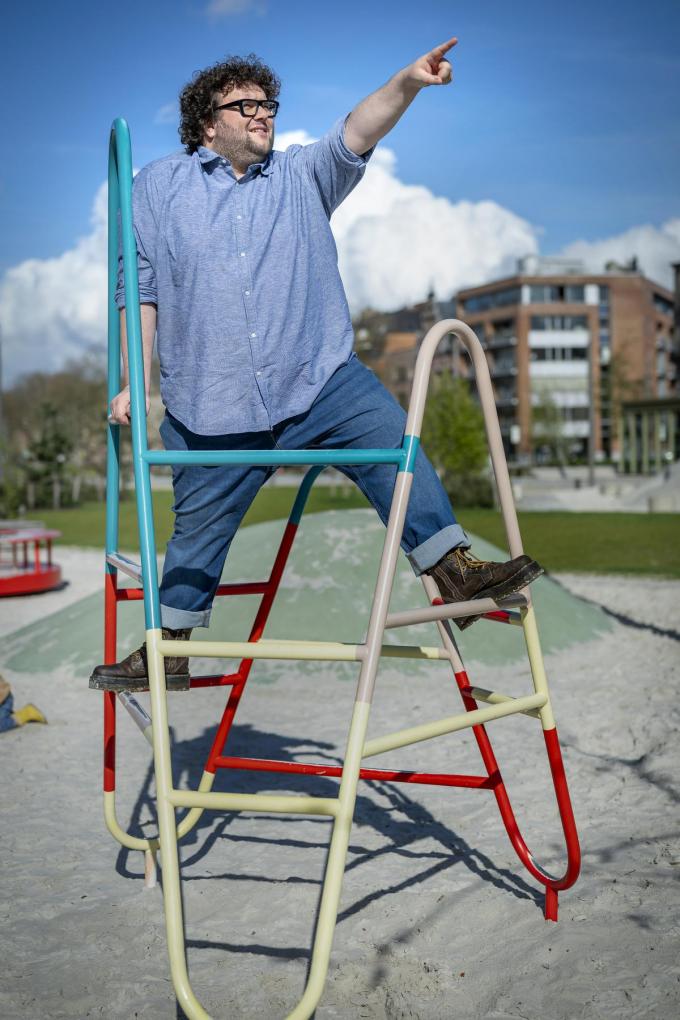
[
  {"left": 236, "top": 215, "right": 242, "bottom": 220},
  {"left": 244, "top": 290, "right": 250, "bottom": 296},
  {"left": 240, "top": 251, "right": 246, "bottom": 257},
  {"left": 250, "top": 332, "right": 257, "bottom": 338},
  {"left": 256, "top": 371, "right": 262, "bottom": 377}
]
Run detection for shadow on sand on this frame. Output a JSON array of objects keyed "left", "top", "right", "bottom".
[{"left": 115, "top": 720, "right": 547, "bottom": 987}]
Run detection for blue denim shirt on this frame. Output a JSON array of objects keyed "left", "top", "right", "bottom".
[{"left": 116, "top": 117, "right": 373, "bottom": 435}]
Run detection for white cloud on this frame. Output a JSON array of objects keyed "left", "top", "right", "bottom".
[
  {"left": 205, "top": 0, "right": 266, "bottom": 17},
  {"left": 154, "top": 103, "right": 177, "bottom": 126},
  {"left": 559, "top": 220, "right": 680, "bottom": 290},
  {"left": 1, "top": 182, "right": 109, "bottom": 386},
  {"left": 277, "top": 131, "right": 539, "bottom": 312},
  {"left": 1, "top": 130, "right": 677, "bottom": 386}
]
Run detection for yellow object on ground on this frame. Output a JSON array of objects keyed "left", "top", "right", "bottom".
[{"left": 13, "top": 703, "right": 47, "bottom": 726}]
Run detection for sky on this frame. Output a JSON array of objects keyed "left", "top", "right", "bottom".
[{"left": 1, "top": 0, "right": 679, "bottom": 384}]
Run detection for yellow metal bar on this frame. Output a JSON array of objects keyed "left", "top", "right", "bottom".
[
  {"left": 168, "top": 789, "right": 339, "bottom": 817},
  {"left": 146, "top": 629, "right": 211, "bottom": 1020},
  {"left": 104, "top": 791, "right": 159, "bottom": 852},
  {"left": 376, "top": 644, "right": 449, "bottom": 660},
  {"left": 157, "top": 637, "right": 449, "bottom": 662},
  {"left": 159, "top": 637, "right": 361, "bottom": 662},
  {"left": 176, "top": 770, "right": 214, "bottom": 839},
  {"left": 288, "top": 700, "right": 371, "bottom": 1020},
  {"left": 467, "top": 686, "right": 542, "bottom": 719},
  {"left": 362, "top": 692, "right": 547, "bottom": 760},
  {"left": 521, "top": 605, "right": 556, "bottom": 730}
]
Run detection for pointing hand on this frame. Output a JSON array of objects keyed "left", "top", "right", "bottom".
[{"left": 407, "top": 36, "right": 457, "bottom": 88}]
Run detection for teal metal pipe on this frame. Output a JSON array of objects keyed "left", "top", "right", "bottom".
[
  {"left": 106, "top": 142, "right": 121, "bottom": 564},
  {"left": 110, "top": 119, "right": 162, "bottom": 630},
  {"left": 402, "top": 434, "right": 420, "bottom": 473},
  {"left": 144, "top": 449, "right": 405, "bottom": 467},
  {"left": 289, "top": 465, "right": 325, "bottom": 525}
]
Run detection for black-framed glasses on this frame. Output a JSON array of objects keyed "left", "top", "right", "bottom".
[{"left": 213, "top": 99, "right": 279, "bottom": 118}]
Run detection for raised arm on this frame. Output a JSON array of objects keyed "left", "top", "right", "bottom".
[{"left": 344, "top": 37, "right": 457, "bottom": 156}]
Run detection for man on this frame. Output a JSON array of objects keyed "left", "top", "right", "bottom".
[{"left": 91, "top": 40, "right": 542, "bottom": 692}]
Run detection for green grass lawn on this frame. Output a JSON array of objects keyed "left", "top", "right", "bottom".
[{"left": 33, "top": 487, "right": 680, "bottom": 578}]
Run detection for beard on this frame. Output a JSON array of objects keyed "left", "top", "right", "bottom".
[{"left": 211, "top": 119, "right": 274, "bottom": 169}]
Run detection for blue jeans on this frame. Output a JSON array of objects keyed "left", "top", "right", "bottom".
[
  {"left": 159, "top": 355, "right": 469, "bottom": 628},
  {"left": 0, "top": 694, "right": 16, "bottom": 733}
]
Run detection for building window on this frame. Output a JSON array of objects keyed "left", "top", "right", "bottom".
[
  {"left": 562, "top": 407, "right": 590, "bottom": 422},
  {"left": 528, "top": 284, "right": 585, "bottom": 303},
  {"left": 564, "top": 284, "right": 585, "bottom": 303},
  {"left": 653, "top": 292, "right": 673, "bottom": 316},
  {"left": 492, "top": 318, "right": 516, "bottom": 340},
  {"left": 462, "top": 287, "right": 521, "bottom": 313},
  {"left": 529, "top": 285, "right": 560, "bottom": 303},
  {"left": 530, "top": 347, "right": 588, "bottom": 361},
  {"left": 530, "top": 315, "right": 588, "bottom": 331}
]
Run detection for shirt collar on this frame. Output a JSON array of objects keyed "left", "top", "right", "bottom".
[{"left": 196, "top": 146, "right": 273, "bottom": 177}]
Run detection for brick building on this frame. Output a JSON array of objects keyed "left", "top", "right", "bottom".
[
  {"left": 353, "top": 259, "right": 677, "bottom": 466},
  {"left": 454, "top": 256, "right": 676, "bottom": 462}
]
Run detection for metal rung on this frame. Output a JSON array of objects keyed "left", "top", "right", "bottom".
[
  {"left": 214, "top": 755, "right": 496, "bottom": 789},
  {"left": 157, "top": 637, "right": 450, "bottom": 663},
  {"left": 145, "top": 448, "right": 404, "bottom": 467},
  {"left": 464, "top": 685, "right": 542, "bottom": 718},
  {"left": 362, "top": 692, "right": 548, "bottom": 759},
  {"left": 167, "top": 788, "right": 339, "bottom": 816},
  {"left": 384, "top": 593, "right": 527, "bottom": 629},
  {"left": 106, "top": 552, "right": 143, "bottom": 582},
  {"left": 482, "top": 609, "right": 523, "bottom": 626},
  {"left": 117, "top": 692, "right": 153, "bottom": 743}
]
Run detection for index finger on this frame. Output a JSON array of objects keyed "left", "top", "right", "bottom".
[{"left": 428, "top": 36, "right": 458, "bottom": 58}]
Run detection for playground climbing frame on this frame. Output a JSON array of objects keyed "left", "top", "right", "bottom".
[{"left": 101, "top": 118, "right": 581, "bottom": 1020}]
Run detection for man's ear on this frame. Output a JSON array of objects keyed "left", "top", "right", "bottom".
[{"left": 203, "top": 111, "right": 216, "bottom": 144}]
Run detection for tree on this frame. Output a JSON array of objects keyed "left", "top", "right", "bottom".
[
  {"left": 23, "top": 402, "right": 74, "bottom": 509},
  {"left": 2, "top": 358, "right": 108, "bottom": 509},
  {"left": 421, "top": 374, "right": 493, "bottom": 507},
  {"left": 531, "top": 390, "right": 569, "bottom": 475}
]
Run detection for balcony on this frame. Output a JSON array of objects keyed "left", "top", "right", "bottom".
[
  {"left": 491, "top": 363, "right": 518, "bottom": 379},
  {"left": 486, "top": 335, "right": 518, "bottom": 350}
]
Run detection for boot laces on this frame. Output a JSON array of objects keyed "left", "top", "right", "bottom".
[{"left": 451, "top": 548, "right": 488, "bottom": 578}]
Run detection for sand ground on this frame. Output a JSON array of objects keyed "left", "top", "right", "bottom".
[{"left": 1, "top": 541, "right": 679, "bottom": 1019}]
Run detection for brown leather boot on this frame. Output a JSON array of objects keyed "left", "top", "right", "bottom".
[
  {"left": 89, "top": 628, "right": 192, "bottom": 692},
  {"left": 427, "top": 548, "right": 543, "bottom": 631}
]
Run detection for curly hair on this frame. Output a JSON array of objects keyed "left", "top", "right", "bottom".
[{"left": 179, "top": 54, "right": 281, "bottom": 154}]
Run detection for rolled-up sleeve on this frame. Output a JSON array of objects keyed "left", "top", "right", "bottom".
[
  {"left": 115, "top": 167, "right": 159, "bottom": 309},
  {"left": 299, "top": 115, "right": 374, "bottom": 218}
]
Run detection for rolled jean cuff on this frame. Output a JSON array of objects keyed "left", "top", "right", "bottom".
[
  {"left": 406, "top": 524, "right": 471, "bottom": 576},
  {"left": 160, "top": 603, "right": 211, "bottom": 629}
]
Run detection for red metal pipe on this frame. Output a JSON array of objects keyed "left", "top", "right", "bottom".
[
  {"left": 453, "top": 669, "right": 581, "bottom": 920},
  {"left": 115, "top": 580, "right": 270, "bottom": 601},
  {"left": 213, "top": 755, "right": 496, "bottom": 789},
  {"left": 482, "top": 610, "right": 512, "bottom": 624},
  {"left": 215, "top": 581, "right": 269, "bottom": 596},
  {"left": 189, "top": 673, "right": 241, "bottom": 689},
  {"left": 204, "top": 521, "right": 300, "bottom": 774}
]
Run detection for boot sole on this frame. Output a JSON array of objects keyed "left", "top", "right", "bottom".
[
  {"left": 89, "top": 674, "right": 191, "bottom": 693},
  {"left": 452, "top": 562, "right": 544, "bottom": 631}
]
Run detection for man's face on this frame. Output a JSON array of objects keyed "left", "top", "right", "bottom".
[{"left": 205, "top": 83, "right": 275, "bottom": 170}]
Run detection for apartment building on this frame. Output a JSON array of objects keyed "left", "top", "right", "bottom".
[{"left": 455, "top": 256, "right": 676, "bottom": 462}]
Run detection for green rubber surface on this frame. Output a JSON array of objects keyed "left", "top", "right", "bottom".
[{"left": 3, "top": 509, "right": 612, "bottom": 679}]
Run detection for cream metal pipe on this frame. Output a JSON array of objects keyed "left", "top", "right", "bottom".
[{"left": 362, "top": 692, "right": 547, "bottom": 759}]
